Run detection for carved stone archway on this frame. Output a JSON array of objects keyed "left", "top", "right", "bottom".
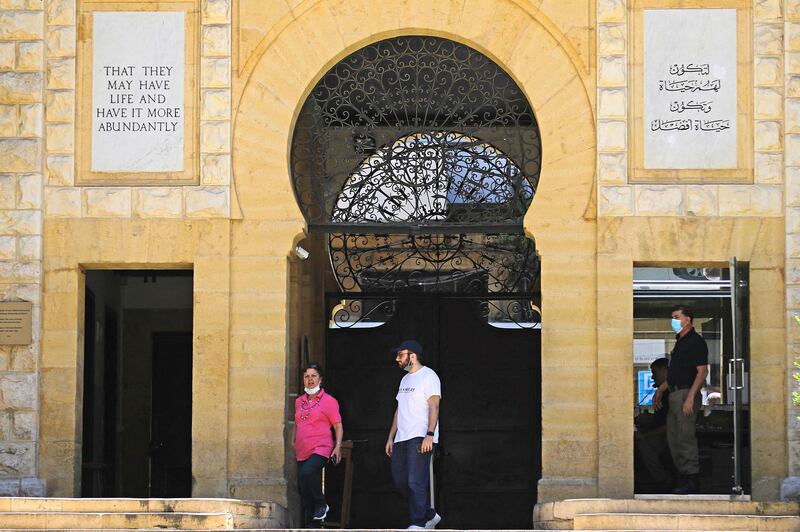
[{"left": 233, "top": 0, "right": 600, "bottom": 502}]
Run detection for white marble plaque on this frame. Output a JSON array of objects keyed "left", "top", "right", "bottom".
[
  {"left": 643, "top": 9, "right": 737, "bottom": 169},
  {"left": 92, "top": 12, "right": 185, "bottom": 172}
]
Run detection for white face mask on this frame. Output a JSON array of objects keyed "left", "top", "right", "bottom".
[
  {"left": 304, "top": 385, "right": 321, "bottom": 395},
  {"left": 400, "top": 354, "right": 414, "bottom": 372}
]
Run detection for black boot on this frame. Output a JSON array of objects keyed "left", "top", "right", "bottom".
[{"left": 671, "top": 474, "right": 698, "bottom": 494}]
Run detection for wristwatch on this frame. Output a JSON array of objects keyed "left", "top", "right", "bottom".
[{"left": 426, "top": 431, "right": 435, "bottom": 436}]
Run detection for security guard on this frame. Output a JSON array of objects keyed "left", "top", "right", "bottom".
[{"left": 654, "top": 305, "right": 709, "bottom": 494}]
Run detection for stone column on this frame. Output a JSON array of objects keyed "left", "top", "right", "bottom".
[
  {"left": 0, "top": 0, "right": 46, "bottom": 496},
  {"left": 784, "top": 0, "right": 800, "bottom": 501}
]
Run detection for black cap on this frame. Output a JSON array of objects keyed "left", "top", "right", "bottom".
[{"left": 390, "top": 339, "right": 423, "bottom": 357}]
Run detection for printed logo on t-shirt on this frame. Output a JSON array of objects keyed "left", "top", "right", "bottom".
[{"left": 398, "top": 386, "right": 415, "bottom": 393}]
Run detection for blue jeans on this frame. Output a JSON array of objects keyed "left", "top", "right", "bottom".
[
  {"left": 391, "top": 437, "right": 436, "bottom": 527},
  {"left": 297, "top": 454, "right": 328, "bottom": 527}
]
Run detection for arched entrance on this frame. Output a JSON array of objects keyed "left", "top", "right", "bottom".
[{"left": 290, "top": 36, "right": 542, "bottom": 528}]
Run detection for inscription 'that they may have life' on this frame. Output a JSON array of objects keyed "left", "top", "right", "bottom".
[{"left": 91, "top": 11, "right": 185, "bottom": 173}]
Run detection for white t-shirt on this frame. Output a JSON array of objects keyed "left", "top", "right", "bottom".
[{"left": 395, "top": 366, "right": 441, "bottom": 443}]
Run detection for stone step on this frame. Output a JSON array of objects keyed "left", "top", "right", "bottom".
[
  {"left": 534, "top": 497, "right": 800, "bottom": 529},
  {"left": 0, "top": 512, "right": 233, "bottom": 529},
  {"left": 0, "top": 498, "right": 275, "bottom": 517},
  {"left": 0, "top": 498, "right": 287, "bottom": 528},
  {"left": 2, "top": 530, "right": 763, "bottom": 532},
  {"left": 573, "top": 512, "right": 800, "bottom": 531},
  {"left": 20, "top": 527, "right": 609, "bottom": 532},
  {"left": 545, "top": 497, "right": 800, "bottom": 518}
]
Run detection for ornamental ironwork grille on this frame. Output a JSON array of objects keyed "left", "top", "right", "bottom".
[
  {"left": 291, "top": 36, "right": 542, "bottom": 233},
  {"left": 290, "top": 36, "right": 541, "bottom": 311},
  {"left": 328, "top": 232, "right": 538, "bottom": 295}
]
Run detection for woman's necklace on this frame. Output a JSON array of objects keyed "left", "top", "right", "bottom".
[{"left": 299, "top": 391, "right": 323, "bottom": 421}]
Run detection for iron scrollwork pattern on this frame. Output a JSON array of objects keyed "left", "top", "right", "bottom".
[
  {"left": 332, "top": 132, "right": 532, "bottom": 225},
  {"left": 328, "top": 232, "right": 539, "bottom": 295},
  {"left": 476, "top": 299, "right": 542, "bottom": 330},
  {"left": 328, "top": 296, "right": 540, "bottom": 330},
  {"left": 329, "top": 298, "right": 397, "bottom": 329},
  {"left": 291, "top": 36, "right": 542, "bottom": 230}
]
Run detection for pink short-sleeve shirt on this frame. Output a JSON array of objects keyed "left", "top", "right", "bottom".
[{"left": 294, "top": 390, "right": 342, "bottom": 461}]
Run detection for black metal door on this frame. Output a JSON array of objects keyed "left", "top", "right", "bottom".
[
  {"left": 325, "top": 296, "right": 439, "bottom": 528},
  {"left": 436, "top": 297, "right": 540, "bottom": 529},
  {"left": 325, "top": 296, "right": 540, "bottom": 529}
]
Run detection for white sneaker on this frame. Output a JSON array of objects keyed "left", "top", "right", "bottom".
[
  {"left": 312, "top": 504, "right": 329, "bottom": 520},
  {"left": 407, "top": 526, "right": 426, "bottom": 530},
  {"left": 425, "top": 513, "right": 442, "bottom": 529}
]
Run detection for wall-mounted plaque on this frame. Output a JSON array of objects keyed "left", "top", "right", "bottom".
[
  {"left": 644, "top": 9, "right": 737, "bottom": 169},
  {"left": 92, "top": 11, "right": 185, "bottom": 172},
  {"left": 0, "top": 301, "right": 32, "bottom": 345},
  {"left": 76, "top": 2, "right": 199, "bottom": 185},
  {"left": 630, "top": 1, "right": 752, "bottom": 182}
]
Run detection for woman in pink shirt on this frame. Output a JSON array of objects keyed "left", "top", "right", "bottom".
[{"left": 293, "top": 363, "right": 343, "bottom": 527}]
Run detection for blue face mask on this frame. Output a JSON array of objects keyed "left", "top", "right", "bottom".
[{"left": 671, "top": 318, "right": 683, "bottom": 333}]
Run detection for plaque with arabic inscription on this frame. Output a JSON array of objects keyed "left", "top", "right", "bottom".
[
  {"left": 0, "top": 301, "right": 32, "bottom": 345},
  {"left": 643, "top": 9, "right": 737, "bottom": 169}
]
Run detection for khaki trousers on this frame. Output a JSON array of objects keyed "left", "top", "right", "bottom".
[{"left": 666, "top": 388, "right": 701, "bottom": 476}]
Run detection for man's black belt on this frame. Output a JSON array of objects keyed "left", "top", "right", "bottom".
[{"left": 669, "top": 384, "right": 691, "bottom": 392}]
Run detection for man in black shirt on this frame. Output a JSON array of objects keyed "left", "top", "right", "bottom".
[{"left": 654, "top": 305, "right": 709, "bottom": 494}]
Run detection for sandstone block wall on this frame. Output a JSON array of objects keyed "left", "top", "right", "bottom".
[
  {"left": 0, "top": 0, "right": 44, "bottom": 496},
  {"left": 785, "top": 0, "right": 800, "bottom": 500},
  {"left": 0, "top": 0, "right": 795, "bottom": 503},
  {"left": 596, "top": 0, "right": 794, "bottom": 499}
]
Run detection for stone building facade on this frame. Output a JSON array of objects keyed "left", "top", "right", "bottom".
[{"left": 0, "top": 0, "right": 796, "bottom": 511}]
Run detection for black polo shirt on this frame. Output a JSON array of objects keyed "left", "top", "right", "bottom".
[{"left": 667, "top": 328, "right": 708, "bottom": 388}]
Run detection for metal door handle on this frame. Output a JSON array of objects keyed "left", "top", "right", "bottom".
[
  {"left": 736, "top": 358, "right": 745, "bottom": 391},
  {"left": 727, "top": 358, "right": 744, "bottom": 390},
  {"left": 727, "top": 358, "right": 734, "bottom": 390}
]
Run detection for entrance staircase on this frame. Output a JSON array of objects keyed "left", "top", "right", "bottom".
[
  {"left": 0, "top": 496, "right": 797, "bottom": 531},
  {"left": 0, "top": 497, "right": 286, "bottom": 530},
  {"left": 534, "top": 497, "right": 800, "bottom": 531}
]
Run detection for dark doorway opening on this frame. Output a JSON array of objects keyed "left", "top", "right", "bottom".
[
  {"left": 323, "top": 295, "right": 541, "bottom": 529},
  {"left": 81, "top": 270, "right": 193, "bottom": 497}
]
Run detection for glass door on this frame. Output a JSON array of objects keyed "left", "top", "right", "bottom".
[
  {"left": 729, "top": 257, "right": 749, "bottom": 495},
  {"left": 633, "top": 265, "right": 750, "bottom": 495}
]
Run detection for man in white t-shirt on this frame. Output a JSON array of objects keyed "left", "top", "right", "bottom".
[{"left": 385, "top": 340, "right": 442, "bottom": 530}]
